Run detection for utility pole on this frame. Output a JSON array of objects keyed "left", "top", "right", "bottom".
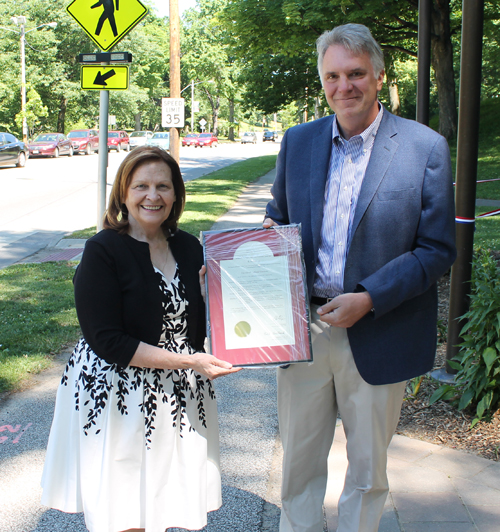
[
  {"left": 444, "top": 0, "right": 484, "bottom": 373},
  {"left": 169, "top": 0, "right": 180, "bottom": 163}
]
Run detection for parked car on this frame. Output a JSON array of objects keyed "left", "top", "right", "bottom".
[
  {"left": 107, "top": 130, "right": 130, "bottom": 152},
  {"left": 182, "top": 133, "right": 199, "bottom": 147},
  {"left": 241, "top": 132, "right": 257, "bottom": 144},
  {"left": 263, "top": 130, "right": 278, "bottom": 142},
  {"left": 129, "top": 130, "right": 153, "bottom": 149},
  {"left": 68, "top": 129, "right": 99, "bottom": 155},
  {"left": 28, "top": 133, "right": 73, "bottom": 158},
  {"left": 146, "top": 132, "right": 170, "bottom": 151},
  {"left": 196, "top": 132, "right": 218, "bottom": 148},
  {"left": 0, "top": 132, "right": 28, "bottom": 168}
]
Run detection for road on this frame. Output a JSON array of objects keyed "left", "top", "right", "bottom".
[{"left": 0, "top": 141, "right": 280, "bottom": 269}]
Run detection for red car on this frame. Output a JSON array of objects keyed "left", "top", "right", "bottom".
[
  {"left": 28, "top": 133, "right": 73, "bottom": 158},
  {"left": 182, "top": 133, "right": 199, "bottom": 147},
  {"left": 195, "top": 133, "right": 218, "bottom": 148},
  {"left": 68, "top": 129, "right": 99, "bottom": 155},
  {"left": 107, "top": 131, "right": 130, "bottom": 152}
]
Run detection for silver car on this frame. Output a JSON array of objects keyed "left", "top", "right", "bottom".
[{"left": 241, "top": 132, "right": 257, "bottom": 144}]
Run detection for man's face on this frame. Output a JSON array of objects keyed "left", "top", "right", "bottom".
[{"left": 321, "top": 44, "right": 384, "bottom": 138}]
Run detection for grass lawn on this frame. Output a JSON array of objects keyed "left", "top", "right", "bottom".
[
  {"left": 450, "top": 144, "right": 500, "bottom": 201},
  {"left": 0, "top": 154, "right": 277, "bottom": 394},
  {"left": 0, "top": 262, "right": 80, "bottom": 393},
  {"left": 475, "top": 207, "right": 500, "bottom": 248}
]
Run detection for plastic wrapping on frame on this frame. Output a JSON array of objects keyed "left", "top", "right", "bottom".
[{"left": 201, "top": 224, "right": 312, "bottom": 367}]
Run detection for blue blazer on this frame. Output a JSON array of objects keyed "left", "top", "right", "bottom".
[{"left": 266, "top": 109, "right": 456, "bottom": 385}]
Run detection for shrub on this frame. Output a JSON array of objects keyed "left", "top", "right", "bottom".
[{"left": 429, "top": 247, "right": 500, "bottom": 427}]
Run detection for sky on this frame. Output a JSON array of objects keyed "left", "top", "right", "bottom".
[{"left": 148, "top": 0, "right": 198, "bottom": 18}]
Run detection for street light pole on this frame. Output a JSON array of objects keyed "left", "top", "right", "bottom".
[
  {"left": 0, "top": 17, "right": 57, "bottom": 144},
  {"left": 191, "top": 80, "right": 194, "bottom": 132},
  {"left": 19, "top": 18, "right": 27, "bottom": 144},
  {"left": 181, "top": 80, "right": 214, "bottom": 133}
]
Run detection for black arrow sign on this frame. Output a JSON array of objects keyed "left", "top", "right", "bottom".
[{"left": 93, "top": 69, "right": 116, "bottom": 86}]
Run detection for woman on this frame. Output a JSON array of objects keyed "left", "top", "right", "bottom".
[{"left": 41, "top": 146, "right": 239, "bottom": 532}]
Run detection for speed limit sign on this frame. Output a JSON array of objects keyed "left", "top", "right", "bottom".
[{"left": 162, "top": 98, "right": 185, "bottom": 128}]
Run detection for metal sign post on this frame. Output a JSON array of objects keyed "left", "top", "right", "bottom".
[{"left": 98, "top": 87, "right": 109, "bottom": 231}]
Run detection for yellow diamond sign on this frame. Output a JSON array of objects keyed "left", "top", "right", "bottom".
[
  {"left": 81, "top": 65, "right": 129, "bottom": 90},
  {"left": 67, "top": 0, "right": 148, "bottom": 52}
]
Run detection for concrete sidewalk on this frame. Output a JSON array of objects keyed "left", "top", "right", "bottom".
[{"left": 1, "top": 168, "right": 500, "bottom": 532}]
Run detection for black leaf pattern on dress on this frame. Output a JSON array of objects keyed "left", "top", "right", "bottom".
[{"left": 60, "top": 266, "right": 215, "bottom": 447}]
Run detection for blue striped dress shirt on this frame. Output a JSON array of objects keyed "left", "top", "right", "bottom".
[{"left": 313, "top": 105, "right": 383, "bottom": 298}]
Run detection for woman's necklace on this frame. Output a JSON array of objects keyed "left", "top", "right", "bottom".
[{"left": 151, "top": 239, "right": 175, "bottom": 282}]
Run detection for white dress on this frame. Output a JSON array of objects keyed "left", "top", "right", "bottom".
[{"left": 41, "top": 266, "right": 221, "bottom": 532}]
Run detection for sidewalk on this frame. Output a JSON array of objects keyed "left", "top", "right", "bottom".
[{"left": 1, "top": 168, "right": 500, "bottom": 532}]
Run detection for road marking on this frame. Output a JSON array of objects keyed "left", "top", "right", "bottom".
[{"left": 0, "top": 423, "right": 32, "bottom": 444}]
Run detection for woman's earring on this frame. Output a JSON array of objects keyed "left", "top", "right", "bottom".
[{"left": 119, "top": 204, "right": 129, "bottom": 221}]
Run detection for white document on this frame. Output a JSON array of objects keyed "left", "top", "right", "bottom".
[{"left": 220, "top": 241, "right": 296, "bottom": 350}]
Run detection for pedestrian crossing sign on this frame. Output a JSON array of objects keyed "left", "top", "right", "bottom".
[{"left": 67, "top": 0, "right": 148, "bottom": 52}]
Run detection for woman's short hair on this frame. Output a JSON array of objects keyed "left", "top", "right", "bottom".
[
  {"left": 316, "top": 23, "right": 385, "bottom": 81},
  {"left": 103, "top": 145, "right": 185, "bottom": 234}
]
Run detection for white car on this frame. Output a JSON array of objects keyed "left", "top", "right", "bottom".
[
  {"left": 129, "top": 130, "right": 153, "bottom": 149},
  {"left": 146, "top": 132, "right": 170, "bottom": 152}
]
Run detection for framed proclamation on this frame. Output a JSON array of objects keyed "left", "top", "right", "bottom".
[{"left": 201, "top": 224, "right": 312, "bottom": 367}]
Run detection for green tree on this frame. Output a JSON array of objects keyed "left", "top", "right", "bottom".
[
  {"left": 181, "top": 0, "right": 241, "bottom": 136},
  {"left": 15, "top": 86, "right": 48, "bottom": 137},
  {"left": 222, "top": 0, "right": 463, "bottom": 138}
]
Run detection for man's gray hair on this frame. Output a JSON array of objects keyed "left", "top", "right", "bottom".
[{"left": 316, "top": 24, "right": 385, "bottom": 80}]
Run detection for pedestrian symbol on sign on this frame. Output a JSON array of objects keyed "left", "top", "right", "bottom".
[{"left": 91, "top": 0, "right": 119, "bottom": 38}]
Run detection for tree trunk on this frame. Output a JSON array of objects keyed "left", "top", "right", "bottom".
[
  {"left": 388, "top": 78, "right": 401, "bottom": 116},
  {"left": 204, "top": 88, "right": 220, "bottom": 136},
  {"left": 213, "top": 95, "right": 220, "bottom": 136},
  {"left": 134, "top": 113, "right": 141, "bottom": 130},
  {"left": 57, "top": 97, "right": 67, "bottom": 133},
  {"left": 228, "top": 98, "right": 235, "bottom": 141},
  {"left": 314, "top": 96, "right": 325, "bottom": 120},
  {"left": 431, "top": 0, "right": 457, "bottom": 139}
]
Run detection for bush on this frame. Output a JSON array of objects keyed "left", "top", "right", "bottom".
[{"left": 430, "top": 248, "right": 500, "bottom": 427}]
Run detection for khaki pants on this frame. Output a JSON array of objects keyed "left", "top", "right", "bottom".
[{"left": 278, "top": 307, "right": 406, "bottom": 532}]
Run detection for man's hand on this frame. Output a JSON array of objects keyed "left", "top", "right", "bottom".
[
  {"left": 317, "top": 292, "right": 374, "bottom": 328},
  {"left": 263, "top": 218, "right": 278, "bottom": 228}
]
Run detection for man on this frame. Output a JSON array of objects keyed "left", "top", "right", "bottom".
[{"left": 264, "top": 24, "right": 456, "bottom": 532}]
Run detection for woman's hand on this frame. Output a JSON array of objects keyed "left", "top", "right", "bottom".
[
  {"left": 191, "top": 352, "right": 242, "bottom": 380},
  {"left": 199, "top": 265, "right": 207, "bottom": 303}
]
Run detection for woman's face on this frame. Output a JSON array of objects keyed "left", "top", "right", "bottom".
[{"left": 124, "top": 160, "right": 176, "bottom": 233}]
